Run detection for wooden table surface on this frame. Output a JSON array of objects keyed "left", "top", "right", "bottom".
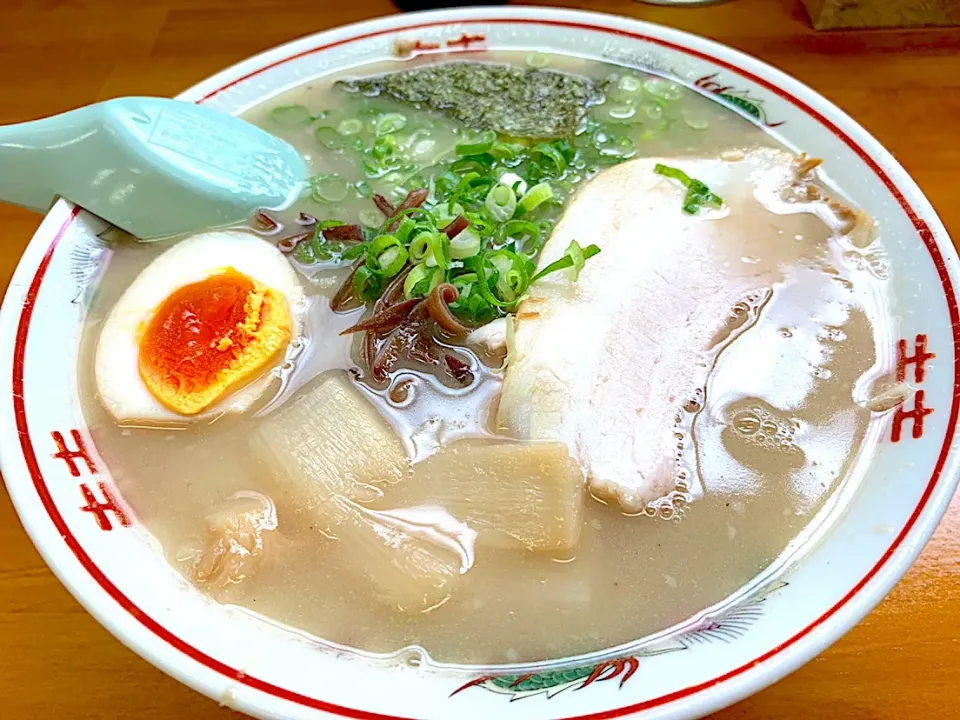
[{"left": 1, "top": 0, "right": 959, "bottom": 718}]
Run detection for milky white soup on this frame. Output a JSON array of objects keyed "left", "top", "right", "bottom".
[{"left": 78, "top": 53, "right": 894, "bottom": 666}]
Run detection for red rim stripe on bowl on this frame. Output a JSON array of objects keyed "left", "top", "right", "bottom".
[{"left": 12, "top": 17, "right": 960, "bottom": 720}]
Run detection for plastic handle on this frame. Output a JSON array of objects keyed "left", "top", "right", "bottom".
[
  {"left": 0, "top": 98, "right": 308, "bottom": 239},
  {"left": 0, "top": 105, "right": 103, "bottom": 213}
]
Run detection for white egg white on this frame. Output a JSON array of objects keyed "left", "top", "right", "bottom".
[{"left": 95, "top": 229, "right": 305, "bottom": 425}]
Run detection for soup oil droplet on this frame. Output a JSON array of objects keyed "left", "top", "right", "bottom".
[
  {"left": 403, "top": 647, "right": 426, "bottom": 669},
  {"left": 821, "top": 326, "right": 847, "bottom": 343},
  {"left": 733, "top": 411, "right": 760, "bottom": 436}
]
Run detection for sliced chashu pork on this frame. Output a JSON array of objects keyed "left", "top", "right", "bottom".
[{"left": 497, "top": 148, "right": 850, "bottom": 513}]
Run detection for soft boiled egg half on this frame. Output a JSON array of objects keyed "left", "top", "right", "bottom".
[{"left": 95, "top": 230, "right": 304, "bottom": 424}]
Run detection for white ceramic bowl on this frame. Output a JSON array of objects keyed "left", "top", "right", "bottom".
[{"left": 2, "top": 7, "right": 958, "bottom": 720}]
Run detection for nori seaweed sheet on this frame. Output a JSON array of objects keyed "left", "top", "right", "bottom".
[{"left": 338, "top": 62, "right": 601, "bottom": 138}]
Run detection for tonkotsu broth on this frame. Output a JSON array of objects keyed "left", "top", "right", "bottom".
[{"left": 79, "top": 53, "right": 889, "bottom": 665}]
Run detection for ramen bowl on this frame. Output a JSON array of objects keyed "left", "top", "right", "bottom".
[{"left": 1, "top": 7, "right": 957, "bottom": 720}]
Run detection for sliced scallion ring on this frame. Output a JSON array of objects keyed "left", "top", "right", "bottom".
[
  {"left": 449, "top": 228, "right": 482, "bottom": 259},
  {"left": 337, "top": 118, "right": 364, "bottom": 136},
  {"left": 314, "top": 126, "right": 345, "bottom": 150},
  {"left": 375, "top": 245, "right": 408, "bottom": 277},
  {"left": 409, "top": 232, "right": 433, "bottom": 263},
  {"left": 311, "top": 175, "right": 350, "bottom": 203},
  {"left": 517, "top": 182, "right": 554, "bottom": 214},
  {"left": 484, "top": 183, "right": 517, "bottom": 222},
  {"left": 271, "top": 103, "right": 312, "bottom": 127},
  {"left": 375, "top": 112, "right": 407, "bottom": 136}
]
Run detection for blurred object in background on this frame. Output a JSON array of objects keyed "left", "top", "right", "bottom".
[
  {"left": 803, "top": 0, "right": 960, "bottom": 29},
  {"left": 392, "top": 0, "right": 505, "bottom": 10},
  {"left": 635, "top": 1, "right": 729, "bottom": 5}
]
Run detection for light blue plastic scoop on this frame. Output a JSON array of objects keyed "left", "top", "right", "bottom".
[{"left": 0, "top": 97, "right": 308, "bottom": 240}]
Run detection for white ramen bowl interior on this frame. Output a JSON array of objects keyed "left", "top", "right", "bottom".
[{"left": 1, "top": 7, "right": 958, "bottom": 720}]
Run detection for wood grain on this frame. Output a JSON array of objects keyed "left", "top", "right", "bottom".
[{"left": 1, "top": 1, "right": 958, "bottom": 718}]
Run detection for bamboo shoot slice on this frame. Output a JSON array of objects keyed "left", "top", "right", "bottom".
[
  {"left": 252, "top": 372, "right": 409, "bottom": 520},
  {"left": 252, "top": 372, "right": 468, "bottom": 612},
  {"left": 324, "top": 498, "right": 473, "bottom": 613},
  {"left": 383, "top": 439, "right": 585, "bottom": 552}
]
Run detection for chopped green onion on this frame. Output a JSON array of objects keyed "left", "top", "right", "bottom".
[
  {"left": 451, "top": 272, "right": 477, "bottom": 294},
  {"left": 371, "top": 135, "right": 397, "bottom": 160},
  {"left": 498, "top": 172, "right": 527, "bottom": 197},
  {"left": 452, "top": 156, "right": 494, "bottom": 175},
  {"left": 311, "top": 175, "right": 350, "bottom": 203},
  {"left": 375, "top": 112, "right": 407, "bottom": 135},
  {"left": 377, "top": 206, "right": 428, "bottom": 235},
  {"left": 337, "top": 118, "right": 363, "bottom": 136},
  {"left": 682, "top": 180, "right": 724, "bottom": 214},
  {"left": 489, "top": 252, "right": 523, "bottom": 303},
  {"left": 485, "top": 183, "right": 517, "bottom": 222},
  {"left": 366, "top": 234, "right": 408, "bottom": 277},
  {"left": 394, "top": 216, "right": 416, "bottom": 244},
  {"left": 315, "top": 126, "right": 345, "bottom": 150},
  {"left": 456, "top": 130, "right": 497, "bottom": 156},
  {"left": 435, "top": 204, "right": 464, "bottom": 230},
  {"left": 449, "top": 273, "right": 497, "bottom": 326},
  {"left": 498, "top": 219, "right": 541, "bottom": 255},
  {"left": 531, "top": 143, "right": 567, "bottom": 172},
  {"left": 404, "top": 263, "right": 443, "bottom": 298},
  {"left": 353, "top": 265, "right": 383, "bottom": 301},
  {"left": 404, "top": 263, "right": 428, "bottom": 298},
  {"left": 406, "top": 230, "right": 450, "bottom": 269},
  {"left": 517, "top": 182, "right": 554, "bottom": 214},
  {"left": 474, "top": 250, "right": 536, "bottom": 308},
  {"left": 654, "top": 164, "right": 693, "bottom": 185},
  {"left": 376, "top": 245, "right": 408, "bottom": 277},
  {"left": 368, "top": 233, "right": 402, "bottom": 258},
  {"left": 270, "top": 103, "right": 313, "bottom": 127},
  {"left": 449, "top": 228, "right": 481, "bottom": 259},
  {"left": 430, "top": 232, "right": 452, "bottom": 269},
  {"left": 355, "top": 180, "right": 373, "bottom": 198},
  {"left": 409, "top": 232, "right": 433, "bottom": 263},
  {"left": 566, "top": 240, "right": 586, "bottom": 281},
  {"left": 447, "top": 172, "right": 480, "bottom": 210},
  {"left": 653, "top": 163, "right": 724, "bottom": 214},
  {"left": 342, "top": 243, "right": 367, "bottom": 261},
  {"left": 294, "top": 241, "right": 315, "bottom": 264},
  {"left": 491, "top": 142, "right": 522, "bottom": 161},
  {"left": 532, "top": 241, "right": 601, "bottom": 283}
]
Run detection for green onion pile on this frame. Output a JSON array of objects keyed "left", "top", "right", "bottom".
[{"left": 268, "top": 69, "right": 711, "bottom": 329}]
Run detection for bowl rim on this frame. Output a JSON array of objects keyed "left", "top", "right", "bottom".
[{"left": 2, "top": 6, "right": 959, "bottom": 720}]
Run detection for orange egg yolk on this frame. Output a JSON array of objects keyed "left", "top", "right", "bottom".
[{"left": 138, "top": 268, "right": 291, "bottom": 415}]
